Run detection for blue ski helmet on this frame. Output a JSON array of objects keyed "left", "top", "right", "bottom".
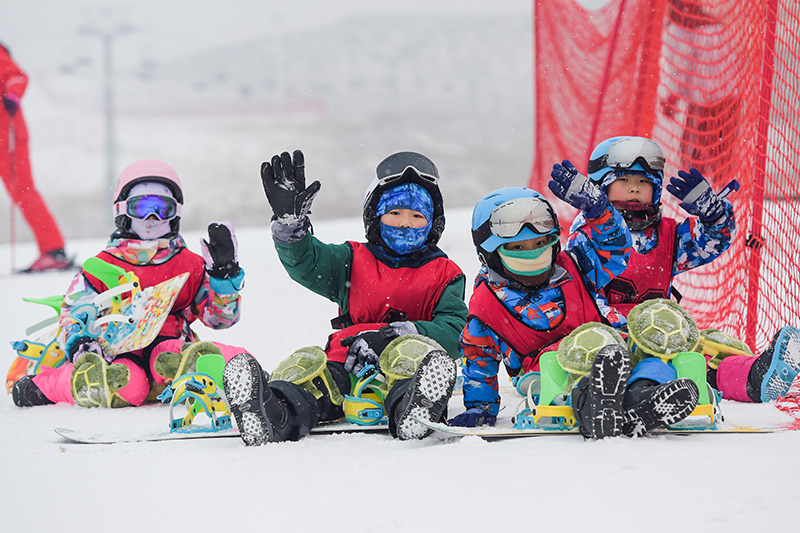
[
  {"left": 471, "top": 187, "right": 561, "bottom": 274},
  {"left": 587, "top": 136, "right": 665, "bottom": 204}
]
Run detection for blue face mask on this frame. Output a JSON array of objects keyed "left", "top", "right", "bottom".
[{"left": 379, "top": 221, "right": 432, "bottom": 255}]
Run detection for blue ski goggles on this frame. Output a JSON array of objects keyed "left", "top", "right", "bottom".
[
  {"left": 588, "top": 137, "right": 665, "bottom": 176},
  {"left": 114, "top": 195, "right": 181, "bottom": 221},
  {"left": 376, "top": 152, "right": 439, "bottom": 186}
]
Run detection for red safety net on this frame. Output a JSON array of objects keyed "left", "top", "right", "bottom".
[{"left": 530, "top": 0, "right": 800, "bottom": 352}]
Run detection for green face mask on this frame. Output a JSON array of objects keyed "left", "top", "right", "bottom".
[{"left": 498, "top": 238, "right": 557, "bottom": 276}]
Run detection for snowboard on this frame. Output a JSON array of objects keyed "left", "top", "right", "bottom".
[
  {"left": 7, "top": 259, "right": 187, "bottom": 392},
  {"left": 55, "top": 420, "right": 388, "bottom": 444},
  {"left": 413, "top": 417, "right": 800, "bottom": 440},
  {"left": 64, "top": 257, "right": 189, "bottom": 357}
]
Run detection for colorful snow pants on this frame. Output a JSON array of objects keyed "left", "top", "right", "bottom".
[{"left": 31, "top": 339, "right": 249, "bottom": 406}]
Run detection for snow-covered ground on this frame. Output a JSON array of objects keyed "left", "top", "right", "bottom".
[
  {"left": 2, "top": 1, "right": 799, "bottom": 531},
  {"left": 1, "top": 211, "right": 799, "bottom": 533}
]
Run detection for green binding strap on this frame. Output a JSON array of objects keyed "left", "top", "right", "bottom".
[{"left": 671, "top": 351, "right": 710, "bottom": 406}]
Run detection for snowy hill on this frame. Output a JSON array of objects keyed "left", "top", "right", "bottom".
[
  {"left": 1, "top": 211, "right": 799, "bottom": 533},
  {"left": 1, "top": 1, "right": 534, "bottom": 245}
]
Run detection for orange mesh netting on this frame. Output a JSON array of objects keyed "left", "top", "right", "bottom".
[{"left": 530, "top": 0, "right": 800, "bottom": 352}]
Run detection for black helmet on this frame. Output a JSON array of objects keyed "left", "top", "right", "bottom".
[{"left": 362, "top": 152, "right": 445, "bottom": 248}]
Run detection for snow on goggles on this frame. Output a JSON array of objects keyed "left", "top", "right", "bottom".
[
  {"left": 114, "top": 195, "right": 181, "bottom": 221},
  {"left": 376, "top": 152, "right": 439, "bottom": 186},
  {"left": 588, "top": 137, "right": 665, "bottom": 175}
]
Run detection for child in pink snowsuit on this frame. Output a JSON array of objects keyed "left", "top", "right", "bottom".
[{"left": 12, "top": 160, "right": 249, "bottom": 408}]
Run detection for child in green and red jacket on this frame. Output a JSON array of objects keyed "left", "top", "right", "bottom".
[{"left": 223, "top": 150, "right": 468, "bottom": 445}]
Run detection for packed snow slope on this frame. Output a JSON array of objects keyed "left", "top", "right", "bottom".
[{"left": 1, "top": 211, "right": 798, "bottom": 533}]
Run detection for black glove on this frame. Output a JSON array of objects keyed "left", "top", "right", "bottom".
[
  {"left": 66, "top": 336, "right": 104, "bottom": 363},
  {"left": 260, "top": 150, "right": 321, "bottom": 220},
  {"left": 201, "top": 221, "right": 241, "bottom": 279},
  {"left": 3, "top": 95, "right": 19, "bottom": 116},
  {"left": 341, "top": 326, "right": 401, "bottom": 375}
]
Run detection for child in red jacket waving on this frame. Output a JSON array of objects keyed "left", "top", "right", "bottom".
[{"left": 12, "top": 160, "right": 249, "bottom": 408}]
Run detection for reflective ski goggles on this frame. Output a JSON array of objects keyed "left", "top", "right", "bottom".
[
  {"left": 488, "top": 197, "right": 559, "bottom": 238},
  {"left": 114, "top": 195, "right": 181, "bottom": 221},
  {"left": 474, "top": 196, "right": 560, "bottom": 250},
  {"left": 588, "top": 137, "right": 665, "bottom": 175},
  {"left": 376, "top": 152, "right": 439, "bottom": 186}
]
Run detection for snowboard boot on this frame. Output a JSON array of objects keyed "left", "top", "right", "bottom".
[
  {"left": 621, "top": 378, "right": 699, "bottom": 437},
  {"left": 222, "top": 353, "right": 318, "bottom": 445},
  {"left": 747, "top": 326, "right": 800, "bottom": 402},
  {"left": 12, "top": 375, "right": 55, "bottom": 407},
  {"left": 570, "top": 345, "right": 630, "bottom": 439},
  {"left": 269, "top": 347, "right": 347, "bottom": 422},
  {"left": 154, "top": 341, "right": 221, "bottom": 383},
  {"left": 386, "top": 349, "right": 457, "bottom": 440},
  {"left": 71, "top": 352, "right": 131, "bottom": 408}
]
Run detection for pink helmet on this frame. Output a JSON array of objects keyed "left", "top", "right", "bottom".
[{"left": 113, "top": 159, "right": 184, "bottom": 204}]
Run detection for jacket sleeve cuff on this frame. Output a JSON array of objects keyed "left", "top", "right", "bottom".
[
  {"left": 270, "top": 216, "right": 311, "bottom": 244},
  {"left": 209, "top": 268, "right": 245, "bottom": 295}
]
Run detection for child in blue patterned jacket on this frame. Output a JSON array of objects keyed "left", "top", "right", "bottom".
[{"left": 451, "top": 167, "right": 699, "bottom": 439}]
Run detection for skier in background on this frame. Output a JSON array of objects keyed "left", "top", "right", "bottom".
[
  {"left": 222, "top": 150, "right": 467, "bottom": 444},
  {"left": 12, "top": 159, "right": 248, "bottom": 408},
  {"left": 451, "top": 176, "right": 698, "bottom": 440},
  {"left": 0, "top": 42, "right": 72, "bottom": 272},
  {"left": 573, "top": 135, "right": 800, "bottom": 405}
]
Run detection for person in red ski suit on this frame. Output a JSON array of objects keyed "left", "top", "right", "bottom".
[
  {"left": 221, "top": 150, "right": 468, "bottom": 445},
  {"left": 12, "top": 159, "right": 248, "bottom": 408},
  {"left": 0, "top": 42, "right": 71, "bottom": 272}
]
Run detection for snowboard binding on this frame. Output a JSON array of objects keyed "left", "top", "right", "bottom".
[
  {"left": 6, "top": 295, "right": 68, "bottom": 393},
  {"left": 512, "top": 351, "right": 576, "bottom": 430},
  {"left": 512, "top": 350, "right": 722, "bottom": 431},
  {"left": 158, "top": 354, "right": 232, "bottom": 433},
  {"left": 343, "top": 364, "right": 388, "bottom": 425}
]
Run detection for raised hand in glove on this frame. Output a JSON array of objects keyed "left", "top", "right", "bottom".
[
  {"left": 201, "top": 221, "right": 240, "bottom": 278},
  {"left": 201, "top": 221, "right": 244, "bottom": 295},
  {"left": 666, "top": 168, "right": 725, "bottom": 223},
  {"left": 341, "top": 322, "right": 417, "bottom": 375},
  {"left": 3, "top": 94, "right": 19, "bottom": 116},
  {"left": 448, "top": 408, "right": 497, "bottom": 427},
  {"left": 260, "top": 150, "right": 321, "bottom": 221},
  {"left": 549, "top": 160, "right": 609, "bottom": 219}
]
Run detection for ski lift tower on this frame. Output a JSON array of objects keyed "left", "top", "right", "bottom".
[{"left": 79, "top": 22, "right": 134, "bottom": 221}]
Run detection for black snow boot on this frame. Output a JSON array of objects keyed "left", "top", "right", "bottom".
[
  {"left": 571, "top": 345, "right": 630, "bottom": 440},
  {"left": 12, "top": 375, "right": 55, "bottom": 407},
  {"left": 622, "top": 378, "right": 700, "bottom": 437},
  {"left": 222, "top": 353, "right": 318, "bottom": 445},
  {"left": 386, "top": 350, "right": 457, "bottom": 440}
]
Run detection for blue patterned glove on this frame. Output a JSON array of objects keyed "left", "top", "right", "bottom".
[
  {"left": 448, "top": 408, "right": 497, "bottom": 427},
  {"left": 549, "top": 160, "right": 609, "bottom": 219},
  {"left": 666, "top": 168, "right": 725, "bottom": 223}
]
